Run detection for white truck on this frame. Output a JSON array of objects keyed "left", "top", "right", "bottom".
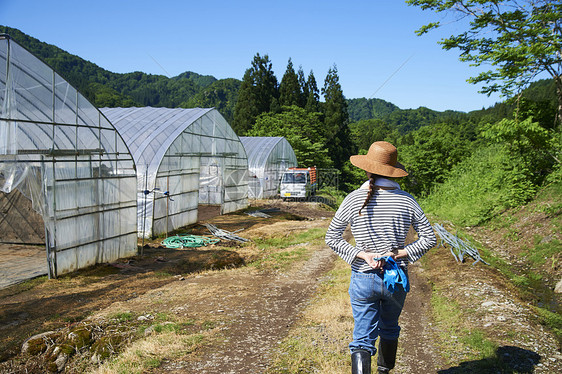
[{"left": 279, "top": 167, "right": 318, "bottom": 201}]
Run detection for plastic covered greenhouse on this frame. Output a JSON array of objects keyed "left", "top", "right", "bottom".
[
  {"left": 101, "top": 107, "right": 249, "bottom": 238},
  {"left": 239, "top": 137, "right": 297, "bottom": 199},
  {"left": 0, "top": 35, "right": 138, "bottom": 280}
]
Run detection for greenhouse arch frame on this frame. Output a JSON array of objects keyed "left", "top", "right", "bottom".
[
  {"left": 240, "top": 137, "right": 297, "bottom": 199},
  {"left": 101, "top": 107, "right": 249, "bottom": 238},
  {"left": 0, "top": 35, "right": 138, "bottom": 280}
]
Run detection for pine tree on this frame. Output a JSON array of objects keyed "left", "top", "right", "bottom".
[
  {"left": 321, "top": 65, "right": 354, "bottom": 169},
  {"left": 298, "top": 66, "right": 308, "bottom": 108},
  {"left": 305, "top": 70, "right": 320, "bottom": 113},
  {"left": 252, "top": 53, "right": 278, "bottom": 114},
  {"left": 233, "top": 69, "right": 259, "bottom": 135},
  {"left": 233, "top": 53, "right": 279, "bottom": 134},
  {"left": 279, "top": 58, "right": 301, "bottom": 107}
]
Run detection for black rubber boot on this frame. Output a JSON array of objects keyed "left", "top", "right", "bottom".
[
  {"left": 377, "top": 338, "right": 398, "bottom": 373},
  {"left": 351, "top": 349, "right": 371, "bottom": 374}
]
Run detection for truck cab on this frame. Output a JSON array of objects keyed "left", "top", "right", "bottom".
[{"left": 279, "top": 167, "right": 317, "bottom": 201}]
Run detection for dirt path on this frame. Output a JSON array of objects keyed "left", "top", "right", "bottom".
[
  {"left": 395, "top": 263, "right": 445, "bottom": 373},
  {"left": 149, "top": 251, "right": 443, "bottom": 374},
  {"left": 153, "top": 243, "right": 338, "bottom": 373}
]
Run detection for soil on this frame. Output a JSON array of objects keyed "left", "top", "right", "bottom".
[{"left": 0, "top": 199, "right": 561, "bottom": 373}]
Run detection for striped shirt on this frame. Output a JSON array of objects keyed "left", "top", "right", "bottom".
[{"left": 325, "top": 186, "right": 436, "bottom": 272}]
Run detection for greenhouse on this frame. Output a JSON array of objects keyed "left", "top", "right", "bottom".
[
  {"left": 0, "top": 35, "right": 138, "bottom": 283},
  {"left": 101, "top": 107, "right": 249, "bottom": 238},
  {"left": 240, "top": 137, "right": 297, "bottom": 199}
]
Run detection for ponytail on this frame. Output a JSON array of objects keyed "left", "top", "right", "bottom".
[{"left": 358, "top": 174, "right": 377, "bottom": 216}]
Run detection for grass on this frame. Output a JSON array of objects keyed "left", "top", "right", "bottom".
[
  {"left": 91, "top": 331, "right": 205, "bottom": 374},
  {"left": 111, "top": 312, "right": 134, "bottom": 323},
  {"left": 249, "top": 227, "right": 326, "bottom": 271},
  {"left": 250, "top": 247, "right": 309, "bottom": 270},
  {"left": 532, "top": 306, "right": 562, "bottom": 348},
  {"left": 425, "top": 279, "right": 509, "bottom": 372},
  {"left": 523, "top": 236, "right": 561, "bottom": 266},
  {"left": 91, "top": 307, "right": 208, "bottom": 373},
  {"left": 253, "top": 227, "right": 327, "bottom": 250}
]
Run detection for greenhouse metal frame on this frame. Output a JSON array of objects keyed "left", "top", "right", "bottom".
[
  {"left": 0, "top": 35, "right": 138, "bottom": 278},
  {"left": 240, "top": 137, "right": 297, "bottom": 199},
  {"left": 101, "top": 107, "right": 249, "bottom": 238}
]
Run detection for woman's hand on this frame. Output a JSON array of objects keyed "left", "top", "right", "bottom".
[{"left": 357, "top": 251, "right": 386, "bottom": 269}]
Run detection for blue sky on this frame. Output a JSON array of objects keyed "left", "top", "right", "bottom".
[{"left": 1, "top": 0, "right": 506, "bottom": 112}]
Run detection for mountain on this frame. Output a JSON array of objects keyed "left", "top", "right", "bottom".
[
  {"left": 347, "top": 97, "right": 401, "bottom": 122},
  {"left": 0, "top": 26, "right": 241, "bottom": 123},
  {"left": 347, "top": 97, "right": 470, "bottom": 133}
]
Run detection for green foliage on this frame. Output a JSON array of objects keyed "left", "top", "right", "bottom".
[
  {"left": 182, "top": 78, "right": 241, "bottom": 124},
  {"left": 348, "top": 97, "right": 473, "bottom": 135},
  {"left": 279, "top": 58, "right": 301, "bottom": 107},
  {"left": 233, "top": 69, "right": 260, "bottom": 134},
  {"left": 422, "top": 144, "right": 520, "bottom": 226},
  {"left": 347, "top": 97, "right": 400, "bottom": 122},
  {"left": 0, "top": 26, "right": 238, "bottom": 114},
  {"left": 316, "top": 186, "right": 347, "bottom": 208},
  {"left": 173, "top": 71, "right": 217, "bottom": 89},
  {"left": 304, "top": 70, "right": 320, "bottom": 113},
  {"left": 481, "top": 117, "right": 559, "bottom": 188},
  {"left": 399, "top": 121, "right": 476, "bottom": 197},
  {"left": 349, "top": 118, "right": 399, "bottom": 152},
  {"left": 407, "top": 0, "right": 562, "bottom": 126},
  {"left": 389, "top": 107, "right": 469, "bottom": 134},
  {"left": 341, "top": 160, "right": 367, "bottom": 192},
  {"left": 322, "top": 65, "right": 354, "bottom": 169},
  {"left": 6, "top": 25, "right": 560, "bottom": 203},
  {"left": 248, "top": 106, "right": 332, "bottom": 168},
  {"left": 233, "top": 53, "right": 279, "bottom": 134},
  {"left": 85, "top": 82, "right": 139, "bottom": 108}
]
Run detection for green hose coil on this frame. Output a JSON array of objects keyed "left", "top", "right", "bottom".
[{"left": 161, "top": 235, "right": 220, "bottom": 248}]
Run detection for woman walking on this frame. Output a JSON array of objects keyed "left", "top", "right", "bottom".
[{"left": 325, "top": 141, "right": 436, "bottom": 374}]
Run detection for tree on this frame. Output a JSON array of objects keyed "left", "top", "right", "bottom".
[
  {"left": 407, "top": 0, "right": 562, "bottom": 126},
  {"left": 279, "top": 58, "right": 302, "bottom": 107},
  {"left": 349, "top": 118, "right": 398, "bottom": 151},
  {"left": 399, "top": 122, "right": 475, "bottom": 197},
  {"left": 305, "top": 70, "right": 320, "bottom": 113},
  {"left": 247, "top": 106, "right": 333, "bottom": 168},
  {"left": 251, "top": 53, "right": 279, "bottom": 114},
  {"left": 321, "top": 65, "right": 354, "bottom": 170},
  {"left": 297, "top": 66, "right": 308, "bottom": 107},
  {"left": 233, "top": 53, "right": 279, "bottom": 134},
  {"left": 183, "top": 78, "right": 241, "bottom": 124},
  {"left": 233, "top": 69, "right": 259, "bottom": 134}
]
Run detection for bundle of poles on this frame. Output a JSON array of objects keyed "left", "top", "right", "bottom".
[
  {"left": 433, "top": 223, "right": 489, "bottom": 265},
  {"left": 203, "top": 223, "right": 250, "bottom": 243}
]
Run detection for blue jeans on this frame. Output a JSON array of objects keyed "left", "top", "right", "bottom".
[{"left": 348, "top": 269, "right": 408, "bottom": 354}]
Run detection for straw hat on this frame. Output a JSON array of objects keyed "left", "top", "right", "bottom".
[{"left": 350, "top": 141, "right": 408, "bottom": 177}]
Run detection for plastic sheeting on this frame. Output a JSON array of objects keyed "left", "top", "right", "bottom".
[
  {"left": 239, "top": 137, "right": 297, "bottom": 199},
  {"left": 0, "top": 35, "right": 138, "bottom": 277},
  {"left": 101, "top": 107, "right": 249, "bottom": 238}
]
